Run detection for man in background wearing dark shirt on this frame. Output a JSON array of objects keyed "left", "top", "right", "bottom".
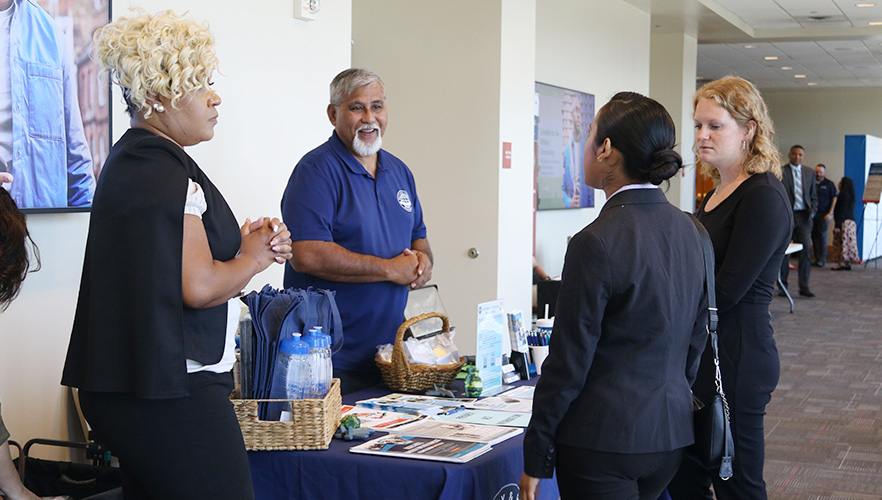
[{"left": 812, "top": 164, "right": 837, "bottom": 268}]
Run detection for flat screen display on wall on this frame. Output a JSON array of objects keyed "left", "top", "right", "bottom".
[{"left": 534, "top": 82, "right": 595, "bottom": 210}]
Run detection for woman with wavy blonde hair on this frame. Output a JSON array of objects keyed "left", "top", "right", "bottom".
[
  {"left": 61, "top": 10, "right": 292, "bottom": 499},
  {"left": 668, "top": 76, "right": 793, "bottom": 499}
]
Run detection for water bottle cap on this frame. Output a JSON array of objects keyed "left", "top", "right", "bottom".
[
  {"left": 319, "top": 332, "right": 331, "bottom": 348},
  {"left": 279, "top": 337, "right": 309, "bottom": 355},
  {"left": 304, "top": 334, "right": 323, "bottom": 348},
  {"left": 313, "top": 326, "right": 323, "bottom": 334}
]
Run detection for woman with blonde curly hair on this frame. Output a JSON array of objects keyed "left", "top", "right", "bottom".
[
  {"left": 667, "top": 76, "right": 793, "bottom": 499},
  {"left": 61, "top": 10, "right": 292, "bottom": 499}
]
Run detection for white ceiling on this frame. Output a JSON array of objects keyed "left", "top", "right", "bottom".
[{"left": 633, "top": 0, "right": 882, "bottom": 89}]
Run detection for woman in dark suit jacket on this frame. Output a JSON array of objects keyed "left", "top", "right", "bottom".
[{"left": 520, "top": 92, "right": 709, "bottom": 500}]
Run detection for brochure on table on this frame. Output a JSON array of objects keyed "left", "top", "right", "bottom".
[
  {"left": 435, "top": 408, "right": 532, "bottom": 428},
  {"left": 355, "top": 393, "right": 476, "bottom": 416},
  {"left": 341, "top": 405, "right": 428, "bottom": 430},
  {"left": 465, "top": 395, "right": 533, "bottom": 413},
  {"left": 389, "top": 418, "right": 523, "bottom": 445},
  {"left": 350, "top": 435, "right": 493, "bottom": 463},
  {"left": 476, "top": 299, "right": 505, "bottom": 395}
]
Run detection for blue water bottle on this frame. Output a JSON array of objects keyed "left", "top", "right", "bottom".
[
  {"left": 269, "top": 333, "right": 308, "bottom": 420},
  {"left": 303, "top": 329, "right": 327, "bottom": 398}
]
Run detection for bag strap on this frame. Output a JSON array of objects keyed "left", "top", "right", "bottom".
[{"left": 688, "top": 213, "right": 735, "bottom": 480}]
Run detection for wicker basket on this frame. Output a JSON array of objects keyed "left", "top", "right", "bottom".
[
  {"left": 375, "top": 312, "right": 465, "bottom": 392},
  {"left": 232, "top": 378, "right": 341, "bottom": 451}
]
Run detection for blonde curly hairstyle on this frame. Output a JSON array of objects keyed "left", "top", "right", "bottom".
[
  {"left": 693, "top": 76, "right": 781, "bottom": 180},
  {"left": 93, "top": 9, "right": 217, "bottom": 119}
]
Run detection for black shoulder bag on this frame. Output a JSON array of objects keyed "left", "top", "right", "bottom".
[{"left": 689, "top": 214, "right": 734, "bottom": 481}]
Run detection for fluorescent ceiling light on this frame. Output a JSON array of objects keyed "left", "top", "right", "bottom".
[
  {"left": 781, "top": 66, "right": 793, "bottom": 70},
  {"left": 795, "top": 74, "right": 807, "bottom": 78},
  {"left": 764, "top": 56, "right": 779, "bottom": 60}
]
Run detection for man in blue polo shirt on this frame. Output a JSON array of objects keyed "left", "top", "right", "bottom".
[{"left": 281, "top": 68, "right": 433, "bottom": 395}]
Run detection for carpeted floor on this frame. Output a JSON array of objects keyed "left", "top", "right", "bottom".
[{"left": 765, "top": 258, "right": 882, "bottom": 499}]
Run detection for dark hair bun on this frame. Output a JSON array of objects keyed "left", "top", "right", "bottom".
[{"left": 647, "top": 148, "right": 683, "bottom": 185}]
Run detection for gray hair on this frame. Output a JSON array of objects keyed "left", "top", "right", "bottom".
[{"left": 329, "top": 68, "right": 385, "bottom": 106}]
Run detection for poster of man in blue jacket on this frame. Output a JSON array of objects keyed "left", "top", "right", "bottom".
[{"left": 1, "top": 0, "right": 106, "bottom": 210}]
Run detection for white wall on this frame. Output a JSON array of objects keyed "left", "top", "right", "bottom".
[
  {"left": 534, "top": 0, "right": 652, "bottom": 278},
  {"left": 650, "top": 32, "right": 698, "bottom": 212},
  {"left": 764, "top": 87, "right": 882, "bottom": 185},
  {"left": 0, "top": 0, "right": 352, "bottom": 450},
  {"left": 351, "top": 0, "right": 536, "bottom": 354}
]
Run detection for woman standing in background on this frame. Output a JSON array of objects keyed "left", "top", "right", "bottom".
[{"left": 831, "top": 176, "right": 859, "bottom": 270}]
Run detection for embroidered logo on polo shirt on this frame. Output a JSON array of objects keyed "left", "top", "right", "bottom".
[{"left": 397, "top": 190, "right": 413, "bottom": 212}]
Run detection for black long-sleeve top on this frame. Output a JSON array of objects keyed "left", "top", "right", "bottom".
[{"left": 697, "top": 172, "right": 793, "bottom": 312}]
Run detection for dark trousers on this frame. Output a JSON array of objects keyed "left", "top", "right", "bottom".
[
  {"left": 78, "top": 372, "right": 255, "bottom": 500},
  {"left": 811, "top": 215, "right": 830, "bottom": 265},
  {"left": 780, "top": 210, "right": 812, "bottom": 293},
  {"left": 555, "top": 445, "right": 684, "bottom": 500},
  {"left": 667, "top": 303, "right": 779, "bottom": 500}
]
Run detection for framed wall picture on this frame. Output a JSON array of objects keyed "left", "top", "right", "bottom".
[
  {"left": 534, "top": 82, "right": 595, "bottom": 210},
  {"left": 4, "top": 0, "right": 110, "bottom": 212}
]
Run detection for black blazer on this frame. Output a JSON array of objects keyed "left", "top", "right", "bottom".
[
  {"left": 523, "top": 188, "right": 708, "bottom": 477},
  {"left": 62, "top": 129, "right": 241, "bottom": 399},
  {"left": 781, "top": 164, "right": 818, "bottom": 216}
]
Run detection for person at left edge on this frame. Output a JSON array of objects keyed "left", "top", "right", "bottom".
[
  {"left": 520, "top": 92, "right": 708, "bottom": 500},
  {"left": 61, "top": 10, "right": 292, "bottom": 500},
  {"left": 282, "top": 68, "right": 432, "bottom": 395},
  {"left": 0, "top": 0, "right": 94, "bottom": 208},
  {"left": 0, "top": 180, "right": 40, "bottom": 500}
]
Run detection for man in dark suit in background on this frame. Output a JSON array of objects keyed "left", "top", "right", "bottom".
[{"left": 780, "top": 145, "right": 818, "bottom": 297}]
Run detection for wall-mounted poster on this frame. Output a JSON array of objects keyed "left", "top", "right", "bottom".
[
  {"left": 534, "top": 82, "right": 595, "bottom": 210},
  {"left": 2, "top": 0, "right": 110, "bottom": 212}
]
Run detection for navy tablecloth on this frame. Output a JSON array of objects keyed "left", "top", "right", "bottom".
[{"left": 248, "top": 380, "right": 560, "bottom": 500}]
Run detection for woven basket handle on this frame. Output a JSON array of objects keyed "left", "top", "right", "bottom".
[{"left": 391, "top": 312, "right": 450, "bottom": 376}]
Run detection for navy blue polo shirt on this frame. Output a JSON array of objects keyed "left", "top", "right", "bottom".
[
  {"left": 281, "top": 131, "right": 427, "bottom": 372},
  {"left": 817, "top": 178, "right": 837, "bottom": 216}
]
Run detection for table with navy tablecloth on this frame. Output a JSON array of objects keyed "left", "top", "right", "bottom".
[{"left": 247, "top": 379, "right": 559, "bottom": 500}]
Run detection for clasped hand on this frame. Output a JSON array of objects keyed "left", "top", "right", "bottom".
[
  {"left": 240, "top": 217, "right": 293, "bottom": 270},
  {"left": 388, "top": 248, "right": 432, "bottom": 289}
]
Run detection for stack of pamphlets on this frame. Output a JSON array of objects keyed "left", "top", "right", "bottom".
[
  {"left": 355, "top": 393, "right": 476, "bottom": 416},
  {"left": 349, "top": 435, "right": 492, "bottom": 463}
]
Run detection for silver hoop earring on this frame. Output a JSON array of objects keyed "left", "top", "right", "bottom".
[{"left": 152, "top": 103, "right": 165, "bottom": 113}]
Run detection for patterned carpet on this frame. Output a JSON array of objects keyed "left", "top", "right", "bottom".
[{"left": 765, "top": 258, "right": 882, "bottom": 499}]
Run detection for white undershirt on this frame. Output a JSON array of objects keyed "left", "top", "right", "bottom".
[
  {"left": 606, "top": 182, "right": 658, "bottom": 204},
  {"left": 183, "top": 179, "right": 238, "bottom": 374}
]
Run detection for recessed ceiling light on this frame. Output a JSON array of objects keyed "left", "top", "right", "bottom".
[
  {"left": 807, "top": 82, "right": 819, "bottom": 86},
  {"left": 764, "top": 56, "right": 779, "bottom": 60},
  {"left": 856, "top": 3, "right": 876, "bottom": 7},
  {"left": 744, "top": 44, "right": 757, "bottom": 49},
  {"left": 795, "top": 74, "right": 807, "bottom": 78},
  {"left": 782, "top": 66, "right": 793, "bottom": 70}
]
